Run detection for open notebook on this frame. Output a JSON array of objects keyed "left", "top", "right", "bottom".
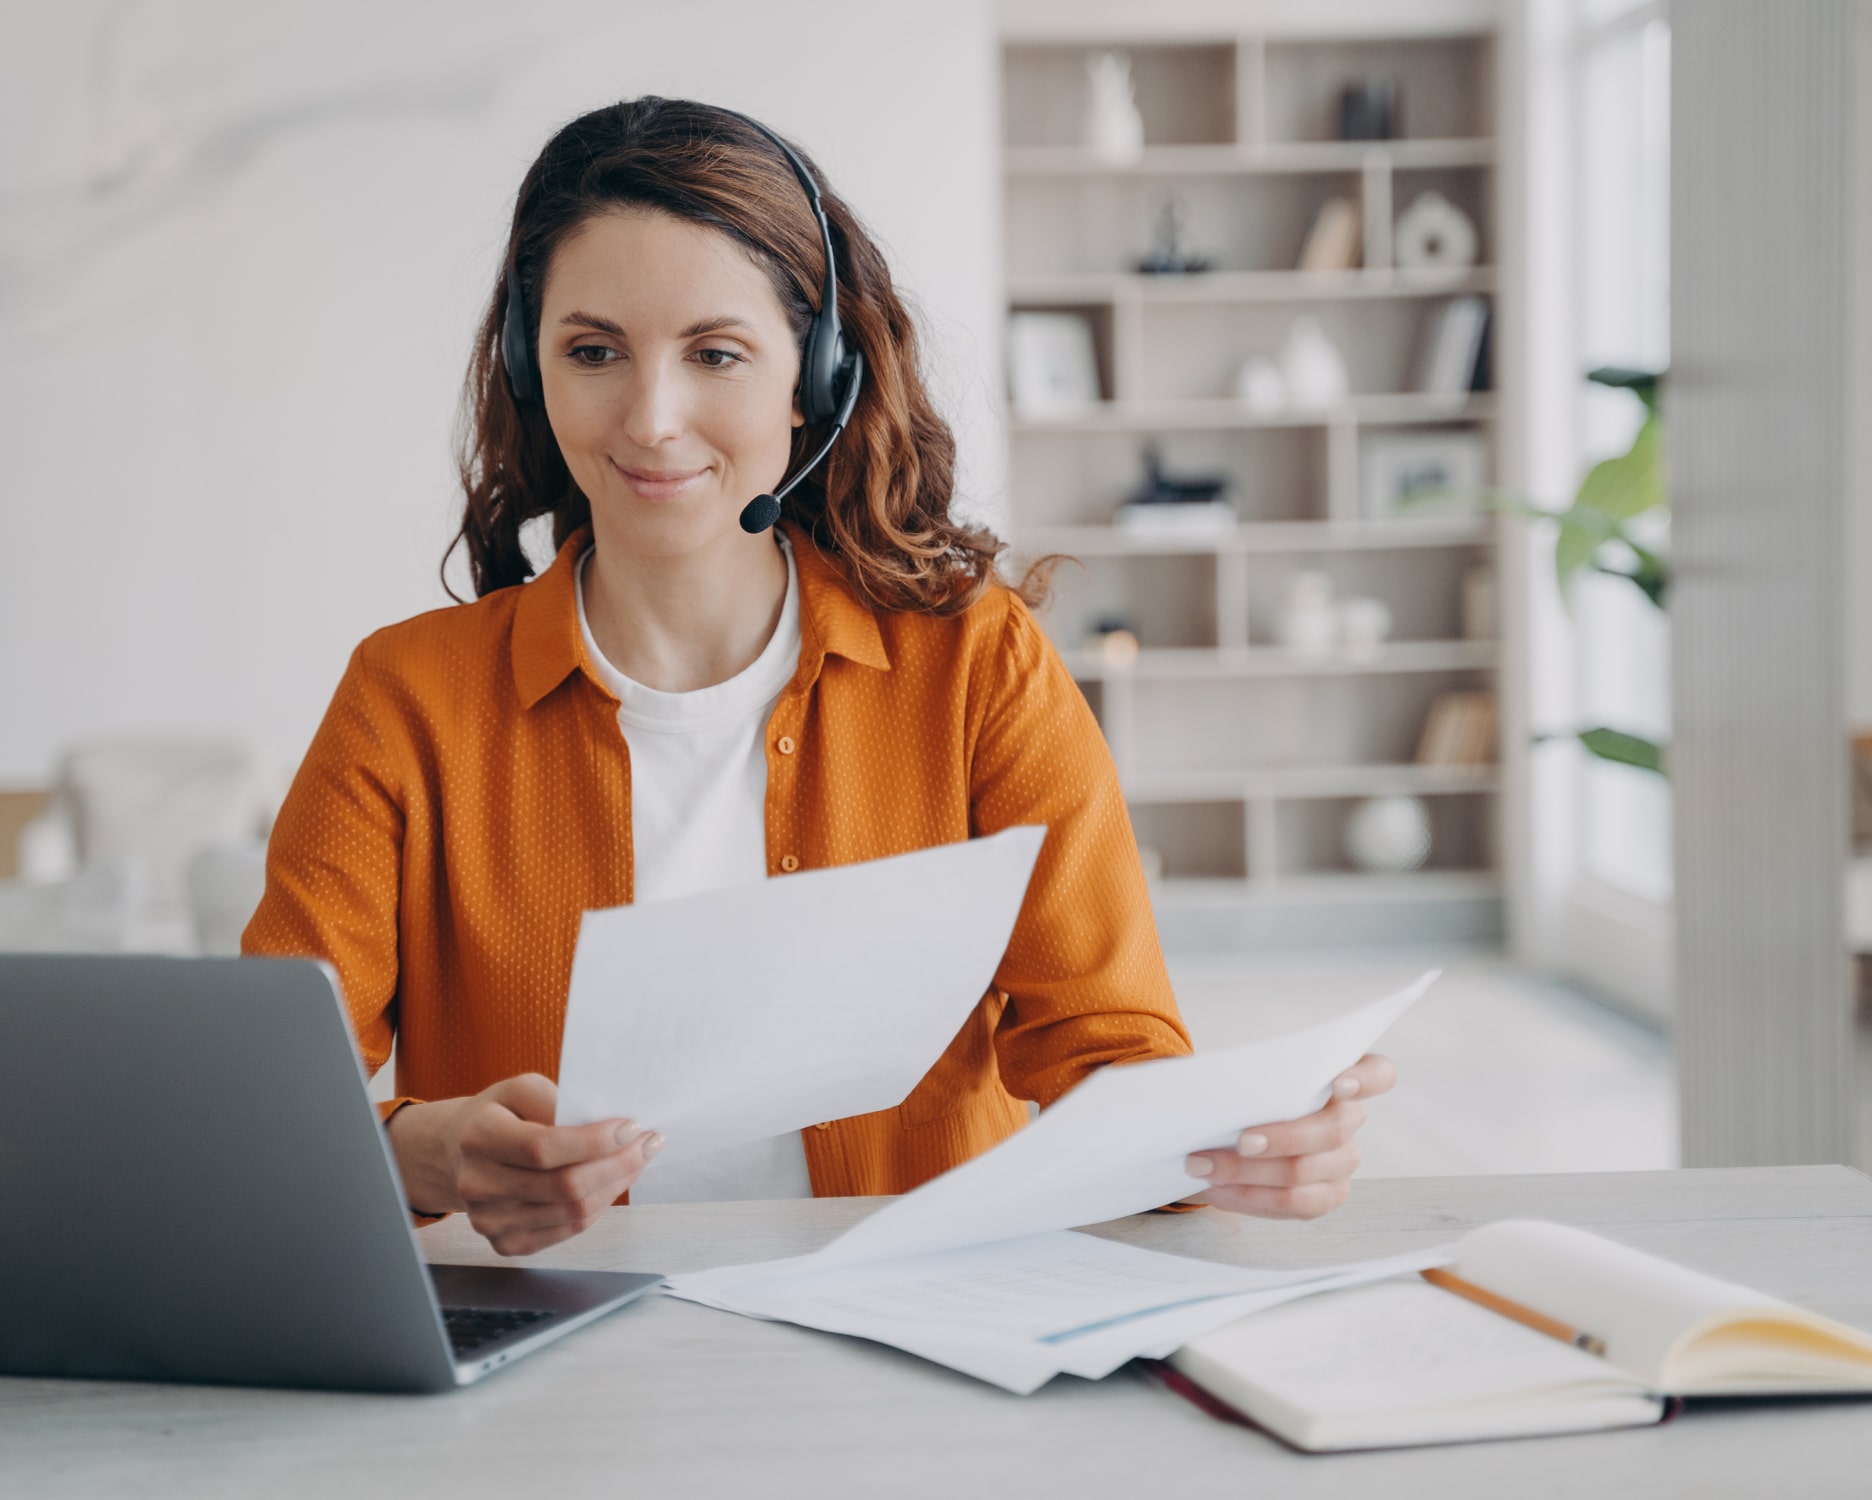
[{"left": 1165, "top": 1219, "right": 1872, "bottom": 1453}]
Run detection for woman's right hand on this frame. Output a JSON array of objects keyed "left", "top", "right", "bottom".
[{"left": 384, "top": 1073, "right": 662, "bottom": 1256}]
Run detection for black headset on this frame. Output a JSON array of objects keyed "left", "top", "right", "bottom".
[{"left": 499, "top": 110, "right": 866, "bottom": 535}]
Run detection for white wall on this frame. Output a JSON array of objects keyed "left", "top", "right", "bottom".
[{"left": 0, "top": 0, "right": 1001, "bottom": 785}]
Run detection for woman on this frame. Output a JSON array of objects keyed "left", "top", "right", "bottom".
[{"left": 244, "top": 98, "right": 1393, "bottom": 1257}]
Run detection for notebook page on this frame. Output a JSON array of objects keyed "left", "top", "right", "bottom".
[
  {"left": 1171, "top": 1277, "right": 1660, "bottom": 1450},
  {"left": 1453, "top": 1220, "right": 1800, "bottom": 1388}
]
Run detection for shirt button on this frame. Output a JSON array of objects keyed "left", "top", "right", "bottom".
[
  {"left": 813, "top": 1121, "right": 832, "bottom": 1131},
  {"left": 777, "top": 735, "right": 796, "bottom": 755},
  {"left": 780, "top": 854, "right": 800, "bottom": 873}
]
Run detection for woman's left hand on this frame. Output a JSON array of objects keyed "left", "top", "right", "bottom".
[{"left": 1180, "top": 1053, "right": 1397, "bottom": 1220}]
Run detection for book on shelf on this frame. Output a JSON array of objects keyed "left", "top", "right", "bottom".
[
  {"left": 1411, "top": 295, "right": 1491, "bottom": 398},
  {"left": 1414, "top": 690, "right": 1497, "bottom": 767},
  {"left": 1160, "top": 1219, "right": 1872, "bottom": 1454},
  {"left": 1297, "top": 196, "right": 1361, "bottom": 273}
]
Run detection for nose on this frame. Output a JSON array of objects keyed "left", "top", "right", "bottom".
[{"left": 620, "top": 354, "right": 687, "bottom": 449}]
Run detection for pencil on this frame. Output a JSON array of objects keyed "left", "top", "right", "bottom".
[{"left": 1420, "top": 1266, "right": 1608, "bottom": 1358}]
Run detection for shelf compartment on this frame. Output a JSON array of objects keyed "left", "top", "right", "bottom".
[
  {"left": 1003, "top": 43, "right": 1237, "bottom": 149},
  {"left": 1260, "top": 36, "right": 1493, "bottom": 144},
  {"left": 1006, "top": 267, "right": 1498, "bottom": 306},
  {"left": 1138, "top": 298, "right": 1470, "bottom": 406},
  {"left": 1008, "top": 427, "right": 1324, "bottom": 528},
  {"left": 1061, "top": 641, "right": 1496, "bottom": 680},
  {"left": 1273, "top": 790, "right": 1493, "bottom": 879},
  {"left": 1009, "top": 393, "right": 1495, "bottom": 433},
  {"left": 1011, "top": 518, "right": 1495, "bottom": 556},
  {"left": 1003, "top": 139, "right": 1496, "bottom": 176},
  {"left": 1121, "top": 763, "right": 1498, "bottom": 803}
]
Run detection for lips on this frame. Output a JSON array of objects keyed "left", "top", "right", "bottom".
[{"left": 611, "top": 459, "right": 709, "bottom": 501}]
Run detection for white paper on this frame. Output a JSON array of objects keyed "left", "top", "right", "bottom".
[
  {"left": 805, "top": 970, "right": 1437, "bottom": 1270},
  {"left": 666, "top": 1232, "right": 1452, "bottom": 1394},
  {"left": 555, "top": 826, "right": 1045, "bottom": 1158},
  {"left": 662, "top": 972, "right": 1439, "bottom": 1392}
]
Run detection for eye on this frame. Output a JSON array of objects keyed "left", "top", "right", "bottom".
[
  {"left": 694, "top": 347, "right": 745, "bottom": 369},
  {"left": 569, "top": 344, "right": 618, "bottom": 367}
]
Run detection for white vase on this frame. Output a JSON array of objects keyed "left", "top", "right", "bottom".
[
  {"left": 1280, "top": 316, "right": 1350, "bottom": 409},
  {"left": 1084, "top": 52, "right": 1145, "bottom": 163},
  {"left": 1233, "top": 355, "right": 1287, "bottom": 415},
  {"left": 1278, "top": 569, "right": 1338, "bottom": 655},
  {"left": 1338, "top": 596, "right": 1393, "bottom": 657},
  {"left": 1344, "top": 795, "right": 1433, "bottom": 874}
]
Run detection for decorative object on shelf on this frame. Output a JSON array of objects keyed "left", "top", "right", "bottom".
[
  {"left": 1083, "top": 51, "right": 1146, "bottom": 164},
  {"left": 1393, "top": 191, "right": 1478, "bottom": 284},
  {"left": 1411, "top": 294, "right": 1491, "bottom": 399},
  {"left": 1087, "top": 613, "right": 1141, "bottom": 668},
  {"left": 1337, "top": 597, "right": 1394, "bottom": 658},
  {"left": 1460, "top": 564, "right": 1499, "bottom": 641},
  {"left": 1277, "top": 569, "right": 1339, "bottom": 656},
  {"left": 1135, "top": 197, "right": 1212, "bottom": 275},
  {"left": 1415, "top": 691, "right": 1498, "bottom": 766},
  {"left": 1279, "top": 316, "right": 1350, "bottom": 409},
  {"left": 1007, "top": 311, "right": 1101, "bottom": 416},
  {"left": 1297, "top": 196, "right": 1362, "bottom": 273},
  {"left": 1853, "top": 734, "right": 1872, "bottom": 847},
  {"left": 1338, "top": 76, "right": 1399, "bottom": 141},
  {"left": 1361, "top": 431, "right": 1487, "bottom": 519},
  {"left": 1232, "top": 355, "right": 1287, "bottom": 416},
  {"left": 1113, "top": 443, "right": 1236, "bottom": 537},
  {"left": 1344, "top": 794, "right": 1433, "bottom": 874}
]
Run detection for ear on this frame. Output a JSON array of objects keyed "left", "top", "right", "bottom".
[{"left": 791, "top": 389, "right": 806, "bottom": 428}]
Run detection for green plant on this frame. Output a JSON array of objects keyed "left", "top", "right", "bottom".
[{"left": 1406, "top": 365, "right": 1669, "bottom": 775}]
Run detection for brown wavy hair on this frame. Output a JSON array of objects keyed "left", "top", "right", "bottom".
[{"left": 446, "top": 97, "right": 1047, "bottom": 614}]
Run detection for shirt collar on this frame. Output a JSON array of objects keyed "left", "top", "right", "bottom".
[{"left": 510, "top": 520, "right": 889, "bottom": 710}]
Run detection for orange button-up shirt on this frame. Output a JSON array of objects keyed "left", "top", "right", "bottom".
[{"left": 243, "top": 522, "right": 1190, "bottom": 1196}]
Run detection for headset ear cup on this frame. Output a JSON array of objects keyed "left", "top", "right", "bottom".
[
  {"left": 502, "top": 266, "right": 540, "bottom": 406},
  {"left": 798, "top": 316, "right": 833, "bottom": 426}
]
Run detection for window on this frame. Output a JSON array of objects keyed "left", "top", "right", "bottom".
[{"left": 1573, "top": 2, "right": 1671, "bottom": 903}]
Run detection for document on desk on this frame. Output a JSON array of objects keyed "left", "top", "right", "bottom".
[
  {"left": 555, "top": 825, "right": 1046, "bottom": 1159},
  {"left": 672, "top": 1230, "right": 1450, "bottom": 1395},
  {"left": 665, "top": 972, "right": 1441, "bottom": 1392}
]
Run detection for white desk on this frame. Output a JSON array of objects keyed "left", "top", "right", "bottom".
[{"left": 6, "top": 1167, "right": 1872, "bottom": 1498}]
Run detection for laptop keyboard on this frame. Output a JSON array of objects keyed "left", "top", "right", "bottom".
[{"left": 442, "top": 1306, "right": 554, "bottom": 1356}]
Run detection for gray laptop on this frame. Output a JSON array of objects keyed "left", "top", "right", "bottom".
[{"left": 0, "top": 953, "right": 661, "bottom": 1393}]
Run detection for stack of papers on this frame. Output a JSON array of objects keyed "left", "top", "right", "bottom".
[
  {"left": 550, "top": 826, "right": 1441, "bottom": 1392},
  {"left": 671, "top": 1231, "right": 1447, "bottom": 1394},
  {"left": 664, "top": 974, "right": 1440, "bottom": 1392}
]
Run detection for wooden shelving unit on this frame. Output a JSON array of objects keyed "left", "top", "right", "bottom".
[{"left": 999, "top": 10, "right": 1512, "bottom": 943}]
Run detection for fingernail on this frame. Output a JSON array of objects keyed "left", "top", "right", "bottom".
[
  {"left": 1184, "top": 1155, "right": 1215, "bottom": 1177},
  {"left": 614, "top": 1120, "right": 642, "bottom": 1147},
  {"left": 640, "top": 1131, "right": 665, "bottom": 1158},
  {"left": 1334, "top": 1077, "right": 1361, "bottom": 1099},
  {"left": 1236, "top": 1133, "right": 1269, "bottom": 1157}
]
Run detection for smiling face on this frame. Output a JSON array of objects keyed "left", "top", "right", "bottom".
[{"left": 535, "top": 208, "right": 805, "bottom": 559}]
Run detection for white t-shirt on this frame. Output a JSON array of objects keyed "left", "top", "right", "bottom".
[{"left": 574, "top": 537, "right": 813, "bottom": 1203}]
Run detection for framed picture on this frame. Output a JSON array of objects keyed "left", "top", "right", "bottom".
[
  {"left": 1361, "top": 431, "right": 1487, "bottom": 520},
  {"left": 1007, "top": 311, "right": 1102, "bottom": 415}
]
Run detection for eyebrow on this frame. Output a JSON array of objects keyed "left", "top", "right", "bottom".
[{"left": 558, "top": 311, "right": 755, "bottom": 338}]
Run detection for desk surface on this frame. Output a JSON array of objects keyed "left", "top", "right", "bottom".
[{"left": 7, "top": 1167, "right": 1872, "bottom": 1499}]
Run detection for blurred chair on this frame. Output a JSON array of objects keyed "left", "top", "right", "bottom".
[{"left": 5, "top": 738, "right": 273, "bottom": 953}]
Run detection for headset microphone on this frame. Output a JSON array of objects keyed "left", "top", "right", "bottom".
[{"left": 738, "top": 345, "right": 864, "bottom": 533}]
